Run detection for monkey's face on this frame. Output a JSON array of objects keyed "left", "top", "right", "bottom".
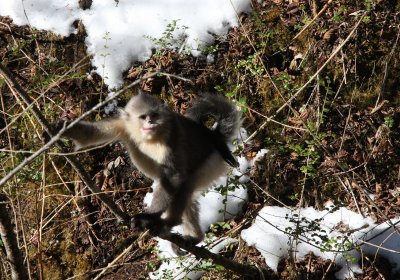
[
  {"left": 137, "top": 110, "right": 166, "bottom": 140},
  {"left": 123, "top": 94, "right": 171, "bottom": 142}
]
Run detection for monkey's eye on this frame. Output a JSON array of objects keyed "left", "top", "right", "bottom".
[
  {"left": 139, "top": 114, "right": 147, "bottom": 120},
  {"left": 150, "top": 112, "right": 159, "bottom": 119}
]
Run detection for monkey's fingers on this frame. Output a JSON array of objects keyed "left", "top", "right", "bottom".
[
  {"left": 172, "top": 243, "right": 188, "bottom": 256},
  {"left": 41, "top": 130, "right": 51, "bottom": 145},
  {"left": 41, "top": 121, "right": 68, "bottom": 145},
  {"left": 42, "top": 110, "right": 76, "bottom": 144},
  {"left": 41, "top": 124, "right": 58, "bottom": 144},
  {"left": 131, "top": 213, "right": 175, "bottom": 238},
  {"left": 171, "top": 235, "right": 202, "bottom": 256},
  {"left": 131, "top": 212, "right": 161, "bottom": 230}
]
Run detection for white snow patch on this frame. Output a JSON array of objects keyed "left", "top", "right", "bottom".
[
  {"left": 0, "top": 0, "right": 80, "bottom": 36},
  {"left": 0, "top": 0, "right": 251, "bottom": 88},
  {"left": 241, "top": 206, "right": 400, "bottom": 279}
]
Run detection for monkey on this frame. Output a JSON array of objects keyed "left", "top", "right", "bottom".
[{"left": 56, "top": 92, "right": 241, "bottom": 254}]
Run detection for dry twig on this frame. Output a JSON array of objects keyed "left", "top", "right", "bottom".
[{"left": 0, "top": 195, "right": 28, "bottom": 280}]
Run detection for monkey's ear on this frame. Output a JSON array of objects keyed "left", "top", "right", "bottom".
[
  {"left": 118, "top": 108, "right": 129, "bottom": 118},
  {"left": 137, "top": 88, "right": 145, "bottom": 96}
]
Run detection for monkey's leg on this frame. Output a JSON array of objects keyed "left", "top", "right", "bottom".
[
  {"left": 131, "top": 184, "right": 172, "bottom": 233},
  {"left": 172, "top": 199, "right": 204, "bottom": 256},
  {"left": 147, "top": 183, "right": 172, "bottom": 214},
  {"left": 162, "top": 184, "right": 192, "bottom": 227},
  {"left": 132, "top": 180, "right": 193, "bottom": 237},
  {"left": 182, "top": 200, "right": 204, "bottom": 242}
]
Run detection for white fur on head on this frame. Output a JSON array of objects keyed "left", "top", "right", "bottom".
[{"left": 123, "top": 93, "right": 171, "bottom": 143}]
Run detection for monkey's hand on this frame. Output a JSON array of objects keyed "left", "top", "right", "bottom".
[
  {"left": 131, "top": 213, "right": 173, "bottom": 237},
  {"left": 41, "top": 120, "right": 69, "bottom": 144},
  {"left": 42, "top": 111, "right": 75, "bottom": 144}
]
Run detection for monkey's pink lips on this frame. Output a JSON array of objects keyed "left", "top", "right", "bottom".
[{"left": 141, "top": 125, "right": 157, "bottom": 133}]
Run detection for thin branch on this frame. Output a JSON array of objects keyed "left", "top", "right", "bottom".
[
  {"left": 0, "top": 136, "right": 118, "bottom": 156},
  {"left": 0, "top": 62, "right": 147, "bottom": 223},
  {"left": 292, "top": 0, "right": 334, "bottom": 41},
  {"left": 92, "top": 242, "right": 135, "bottom": 280},
  {"left": 244, "top": 11, "right": 367, "bottom": 143},
  {"left": 160, "top": 232, "right": 278, "bottom": 279},
  {"left": 158, "top": 71, "right": 194, "bottom": 83},
  {"left": 0, "top": 195, "right": 28, "bottom": 280}
]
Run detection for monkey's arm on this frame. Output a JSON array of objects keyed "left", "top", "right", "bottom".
[
  {"left": 123, "top": 142, "right": 161, "bottom": 179},
  {"left": 59, "top": 118, "right": 162, "bottom": 179},
  {"left": 61, "top": 119, "right": 125, "bottom": 150}
]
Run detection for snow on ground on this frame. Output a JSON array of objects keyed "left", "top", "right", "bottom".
[
  {"left": 241, "top": 205, "right": 400, "bottom": 279},
  {"left": 0, "top": 0, "right": 251, "bottom": 88}
]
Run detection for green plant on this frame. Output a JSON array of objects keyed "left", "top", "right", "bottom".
[
  {"left": 99, "top": 31, "right": 111, "bottom": 98},
  {"left": 202, "top": 43, "right": 219, "bottom": 55},
  {"left": 145, "top": 19, "right": 189, "bottom": 55},
  {"left": 384, "top": 116, "right": 394, "bottom": 128},
  {"left": 362, "top": 15, "right": 371, "bottom": 24},
  {"left": 289, "top": 142, "right": 320, "bottom": 180},
  {"left": 275, "top": 73, "right": 296, "bottom": 93},
  {"left": 215, "top": 84, "right": 247, "bottom": 113},
  {"left": 210, "top": 221, "right": 232, "bottom": 233},
  {"left": 331, "top": 6, "right": 347, "bottom": 23},
  {"left": 235, "top": 53, "right": 265, "bottom": 77},
  {"left": 283, "top": 208, "right": 358, "bottom": 262}
]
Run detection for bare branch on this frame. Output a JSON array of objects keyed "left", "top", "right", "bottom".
[
  {"left": 0, "top": 195, "right": 28, "bottom": 280},
  {"left": 160, "top": 232, "right": 278, "bottom": 279},
  {"left": 0, "top": 62, "right": 154, "bottom": 223}
]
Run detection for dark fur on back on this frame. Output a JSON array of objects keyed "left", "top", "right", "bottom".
[
  {"left": 186, "top": 93, "right": 241, "bottom": 142},
  {"left": 166, "top": 114, "right": 221, "bottom": 172}
]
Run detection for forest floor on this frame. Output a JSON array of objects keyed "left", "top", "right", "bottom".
[{"left": 1, "top": 0, "right": 400, "bottom": 279}]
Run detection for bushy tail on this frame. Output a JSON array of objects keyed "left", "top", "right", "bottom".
[{"left": 186, "top": 93, "right": 241, "bottom": 141}]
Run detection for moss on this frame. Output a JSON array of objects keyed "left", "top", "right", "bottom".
[
  {"left": 257, "top": 78, "right": 285, "bottom": 115},
  {"left": 262, "top": 6, "right": 281, "bottom": 22},
  {"left": 40, "top": 229, "right": 92, "bottom": 279}
]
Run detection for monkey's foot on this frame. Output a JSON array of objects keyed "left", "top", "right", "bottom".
[
  {"left": 172, "top": 235, "right": 202, "bottom": 256},
  {"left": 131, "top": 213, "right": 171, "bottom": 236}
]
